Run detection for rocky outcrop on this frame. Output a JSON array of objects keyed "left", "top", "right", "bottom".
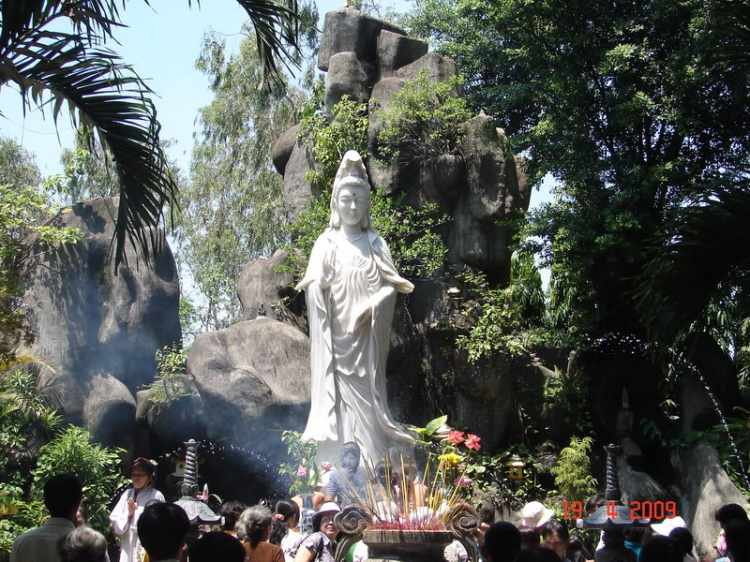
[
  {"left": 671, "top": 444, "right": 750, "bottom": 559},
  {"left": 187, "top": 317, "right": 311, "bottom": 445},
  {"left": 23, "top": 197, "right": 181, "bottom": 449}
]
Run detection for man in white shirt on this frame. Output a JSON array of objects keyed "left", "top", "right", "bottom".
[
  {"left": 10, "top": 474, "right": 82, "bottom": 562},
  {"left": 137, "top": 502, "right": 190, "bottom": 562}
]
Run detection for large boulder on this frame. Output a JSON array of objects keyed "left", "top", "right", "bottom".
[
  {"left": 272, "top": 124, "right": 300, "bottom": 176},
  {"left": 237, "top": 249, "right": 296, "bottom": 322},
  {"left": 318, "top": 8, "right": 405, "bottom": 72},
  {"left": 187, "top": 317, "right": 311, "bottom": 447},
  {"left": 378, "top": 30, "right": 428, "bottom": 78},
  {"left": 23, "top": 197, "right": 181, "bottom": 447},
  {"left": 282, "top": 141, "right": 324, "bottom": 221},
  {"left": 671, "top": 444, "right": 750, "bottom": 559},
  {"left": 326, "top": 52, "right": 371, "bottom": 113}
]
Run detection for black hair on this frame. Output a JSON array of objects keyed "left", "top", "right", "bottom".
[
  {"left": 726, "top": 519, "right": 750, "bottom": 562},
  {"left": 188, "top": 531, "right": 245, "bottom": 562},
  {"left": 585, "top": 494, "right": 604, "bottom": 514},
  {"left": 515, "top": 548, "right": 562, "bottom": 562},
  {"left": 44, "top": 474, "right": 83, "bottom": 518},
  {"left": 640, "top": 536, "right": 684, "bottom": 562},
  {"left": 483, "top": 522, "right": 521, "bottom": 562},
  {"left": 274, "top": 499, "right": 300, "bottom": 524},
  {"left": 518, "top": 526, "right": 539, "bottom": 549},
  {"left": 624, "top": 527, "right": 645, "bottom": 543},
  {"left": 540, "top": 520, "right": 569, "bottom": 541},
  {"left": 137, "top": 502, "right": 190, "bottom": 560},
  {"left": 716, "top": 503, "right": 749, "bottom": 525},
  {"left": 669, "top": 527, "right": 694, "bottom": 557},
  {"left": 269, "top": 518, "right": 286, "bottom": 546},
  {"left": 220, "top": 501, "right": 247, "bottom": 532},
  {"left": 566, "top": 534, "right": 591, "bottom": 562}
]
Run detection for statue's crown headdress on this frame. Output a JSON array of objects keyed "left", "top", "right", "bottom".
[{"left": 334, "top": 150, "right": 369, "bottom": 190}]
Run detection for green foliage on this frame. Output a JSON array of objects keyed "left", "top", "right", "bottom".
[
  {"left": 550, "top": 437, "right": 598, "bottom": 503},
  {"left": 542, "top": 367, "right": 593, "bottom": 437},
  {"left": 298, "top": 87, "right": 370, "bottom": 188},
  {"left": 455, "top": 251, "right": 546, "bottom": 362},
  {"left": 178, "top": 28, "right": 309, "bottom": 330},
  {"left": 0, "top": 370, "right": 61, "bottom": 490},
  {"left": 144, "top": 342, "right": 192, "bottom": 405},
  {"left": 279, "top": 430, "right": 321, "bottom": 495},
  {"left": 0, "top": 139, "right": 82, "bottom": 360},
  {"left": 31, "top": 426, "right": 126, "bottom": 532},
  {"left": 374, "top": 70, "right": 472, "bottom": 165},
  {"left": 286, "top": 96, "right": 449, "bottom": 282}
]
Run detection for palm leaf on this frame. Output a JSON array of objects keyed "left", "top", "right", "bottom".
[
  {"left": 1, "top": 30, "right": 176, "bottom": 266},
  {"left": 636, "top": 183, "right": 750, "bottom": 341}
]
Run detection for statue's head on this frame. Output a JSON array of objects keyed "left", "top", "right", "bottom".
[{"left": 330, "top": 150, "right": 371, "bottom": 230}]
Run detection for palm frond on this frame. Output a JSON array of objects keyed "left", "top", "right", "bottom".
[
  {"left": 1, "top": 30, "right": 177, "bottom": 267},
  {"left": 636, "top": 184, "right": 750, "bottom": 340},
  {"left": 235, "top": 0, "right": 302, "bottom": 83}
]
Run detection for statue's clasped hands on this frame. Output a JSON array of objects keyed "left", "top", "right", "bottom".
[{"left": 321, "top": 248, "right": 337, "bottom": 289}]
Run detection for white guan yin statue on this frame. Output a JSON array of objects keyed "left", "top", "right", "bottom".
[{"left": 296, "top": 150, "right": 416, "bottom": 466}]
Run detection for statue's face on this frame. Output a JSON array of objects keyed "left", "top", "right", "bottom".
[{"left": 336, "top": 184, "right": 368, "bottom": 227}]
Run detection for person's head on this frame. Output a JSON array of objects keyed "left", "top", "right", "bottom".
[
  {"left": 44, "top": 474, "right": 82, "bottom": 520},
  {"left": 669, "top": 527, "right": 694, "bottom": 556},
  {"left": 137, "top": 502, "right": 190, "bottom": 561},
  {"left": 75, "top": 502, "right": 89, "bottom": 527},
  {"left": 624, "top": 526, "right": 645, "bottom": 544},
  {"left": 715, "top": 503, "right": 749, "bottom": 529},
  {"left": 518, "top": 526, "right": 540, "bottom": 549},
  {"left": 220, "top": 501, "right": 247, "bottom": 533},
  {"left": 330, "top": 151, "right": 371, "bottom": 230},
  {"left": 639, "top": 535, "right": 684, "bottom": 562},
  {"left": 312, "top": 502, "right": 340, "bottom": 539},
  {"left": 274, "top": 499, "right": 300, "bottom": 529},
  {"left": 540, "top": 520, "right": 569, "bottom": 560},
  {"left": 341, "top": 442, "right": 361, "bottom": 472},
  {"left": 514, "top": 548, "right": 561, "bottom": 562},
  {"left": 237, "top": 505, "right": 273, "bottom": 546},
  {"left": 189, "top": 531, "right": 245, "bottom": 562},
  {"left": 130, "top": 457, "right": 157, "bottom": 491},
  {"left": 59, "top": 525, "right": 108, "bottom": 562},
  {"left": 482, "top": 521, "right": 521, "bottom": 562},
  {"left": 269, "top": 517, "right": 286, "bottom": 546},
  {"left": 566, "top": 535, "right": 588, "bottom": 562},
  {"left": 585, "top": 494, "right": 603, "bottom": 516},
  {"left": 725, "top": 518, "right": 750, "bottom": 562},
  {"left": 522, "top": 501, "right": 554, "bottom": 530}
]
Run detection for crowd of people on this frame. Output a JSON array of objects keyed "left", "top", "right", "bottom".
[{"left": 8, "top": 457, "right": 750, "bottom": 562}]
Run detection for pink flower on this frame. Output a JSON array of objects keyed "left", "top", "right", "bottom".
[
  {"left": 447, "top": 430, "right": 465, "bottom": 445},
  {"left": 296, "top": 465, "right": 308, "bottom": 478},
  {"left": 321, "top": 462, "right": 332, "bottom": 470},
  {"left": 454, "top": 475, "right": 472, "bottom": 488},
  {"left": 464, "top": 434, "right": 481, "bottom": 451}
]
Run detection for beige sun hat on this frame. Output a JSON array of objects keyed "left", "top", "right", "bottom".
[{"left": 522, "top": 501, "right": 555, "bottom": 529}]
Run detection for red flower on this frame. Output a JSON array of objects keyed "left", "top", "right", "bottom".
[
  {"left": 447, "top": 430, "right": 465, "bottom": 444},
  {"left": 465, "top": 434, "right": 481, "bottom": 451}
]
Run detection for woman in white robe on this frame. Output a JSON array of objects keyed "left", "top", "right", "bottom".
[
  {"left": 109, "top": 458, "right": 164, "bottom": 562},
  {"left": 297, "top": 150, "right": 416, "bottom": 467}
]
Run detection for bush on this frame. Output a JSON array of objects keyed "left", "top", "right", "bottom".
[{"left": 550, "top": 436, "right": 598, "bottom": 502}]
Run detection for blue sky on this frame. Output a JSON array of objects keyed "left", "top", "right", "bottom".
[{"left": 0, "top": 0, "right": 411, "bottom": 176}]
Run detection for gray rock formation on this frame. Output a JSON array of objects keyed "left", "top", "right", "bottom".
[
  {"left": 187, "top": 317, "right": 310, "bottom": 446},
  {"left": 671, "top": 443, "right": 750, "bottom": 559},
  {"left": 24, "top": 197, "right": 181, "bottom": 449}
]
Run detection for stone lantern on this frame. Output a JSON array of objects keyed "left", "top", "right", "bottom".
[{"left": 173, "top": 439, "right": 221, "bottom": 526}]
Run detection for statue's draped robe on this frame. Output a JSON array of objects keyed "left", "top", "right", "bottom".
[{"left": 297, "top": 228, "right": 415, "bottom": 465}]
